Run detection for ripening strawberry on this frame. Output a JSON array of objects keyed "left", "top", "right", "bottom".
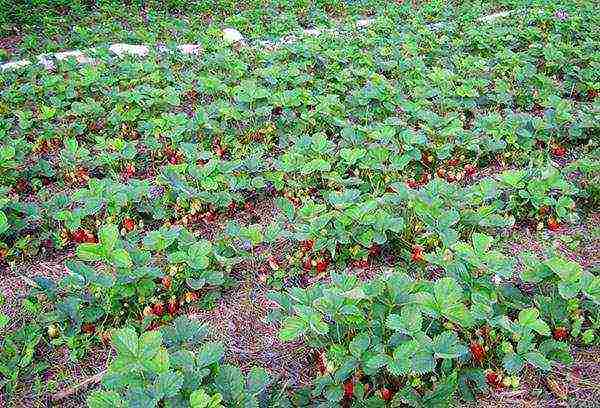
[
  {"left": 81, "top": 323, "right": 96, "bottom": 334},
  {"left": 380, "top": 387, "right": 393, "bottom": 401},
  {"left": 316, "top": 259, "right": 329, "bottom": 273},
  {"left": 411, "top": 245, "right": 424, "bottom": 263},
  {"left": 123, "top": 218, "right": 135, "bottom": 232},
  {"left": 228, "top": 202, "right": 236, "bottom": 213},
  {"left": 184, "top": 291, "right": 199, "bottom": 303},
  {"left": 84, "top": 231, "right": 98, "bottom": 243},
  {"left": 303, "top": 257, "right": 313, "bottom": 271},
  {"left": 167, "top": 298, "right": 179, "bottom": 316},
  {"left": 539, "top": 206, "right": 549, "bottom": 216},
  {"left": 268, "top": 256, "right": 280, "bottom": 271},
  {"left": 168, "top": 154, "right": 180, "bottom": 165},
  {"left": 470, "top": 341, "right": 486, "bottom": 363},
  {"left": 407, "top": 179, "right": 418, "bottom": 189},
  {"left": 448, "top": 157, "right": 460, "bottom": 166},
  {"left": 552, "top": 145, "right": 566, "bottom": 157},
  {"left": 161, "top": 276, "right": 172, "bottom": 291},
  {"left": 244, "top": 201, "right": 254, "bottom": 212},
  {"left": 100, "top": 331, "right": 112, "bottom": 345},
  {"left": 152, "top": 302, "right": 165, "bottom": 317},
  {"left": 215, "top": 145, "right": 225, "bottom": 158},
  {"left": 553, "top": 326, "right": 568, "bottom": 341},
  {"left": 343, "top": 380, "right": 354, "bottom": 398},
  {"left": 548, "top": 217, "right": 560, "bottom": 231},
  {"left": 143, "top": 306, "right": 154, "bottom": 317}
]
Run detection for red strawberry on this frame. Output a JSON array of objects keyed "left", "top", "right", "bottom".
[
  {"left": 380, "top": 387, "right": 393, "bottom": 401},
  {"left": 538, "top": 206, "right": 549, "bottom": 216},
  {"left": 228, "top": 202, "right": 237, "bottom": 213},
  {"left": 353, "top": 259, "right": 369, "bottom": 269},
  {"left": 316, "top": 350, "right": 327, "bottom": 375},
  {"left": 470, "top": 341, "right": 486, "bottom": 363},
  {"left": 302, "top": 257, "right": 313, "bottom": 271},
  {"left": 343, "top": 380, "right": 354, "bottom": 398},
  {"left": 123, "top": 218, "right": 135, "bottom": 232},
  {"left": 300, "top": 240, "right": 314, "bottom": 252},
  {"left": 411, "top": 245, "right": 424, "bottom": 263},
  {"left": 161, "top": 276, "right": 172, "bottom": 290},
  {"left": 244, "top": 201, "right": 254, "bottom": 212},
  {"left": 407, "top": 179, "right": 419, "bottom": 189},
  {"left": 152, "top": 302, "right": 165, "bottom": 317},
  {"left": 486, "top": 370, "right": 502, "bottom": 388},
  {"left": 168, "top": 154, "right": 180, "bottom": 165},
  {"left": 215, "top": 145, "right": 225, "bottom": 158},
  {"left": 548, "top": 217, "right": 560, "bottom": 231},
  {"left": 72, "top": 229, "right": 88, "bottom": 243},
  {"left": 552, "top": 145, "right": 566, "bottom": 157},
  {"left": 123, "top": 162, "right": 135, "bottom": 178},
  {"left": 448, "top": 157, "right": 460, "bottom": 166},
  {"left": 465, "top": 164, "right": 477, "bottom": 178},
  {"left": 316, "top": 259, "right": 329, "bottom": 273},
  {"left": 167, "top": 298, "right": 179, "bottom": 316},
  {"left": 81, "top": 323, "right": 96, "bottom": 335},
  {"left": 369, "top": 244, "right": 381, "bottom": 257},
  {"left": 553, "top": 326, "right": 568, "bottom": 341}
]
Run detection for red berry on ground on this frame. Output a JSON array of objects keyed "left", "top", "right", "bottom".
[
  {"left": 470, "top": 342, "right": 486, "bottom": 363},
  {"left": 152, "top": 302, "right": 165, "bottom": 317},
  {"left": 381, "top": 387, "right": 393, "bottom": 401},
  {"left": 316, "top": 259, "right": 329, "bottom": 273},
  {"left": 552, "top": 146, "right": 566, "bottom": 157},
  {"left": 123, "top": 218, "right": 135, "bottom": 232},
  {"left": 411, "top": 245, "right": 424, "bottom": 263},
  {"left": 548, "top": 217, "right": 560, "bottom": 231},
  {"left": 167, "top": 298, "right": 179, "bottom": 316},
  {"left": 343, "top": 380, "right": 354, "bottom": 398},
  {"left": 553, "top": 326, "right": 568, "bottom": 341},
  {"left": 81, "top": 323, "right": 96, "bottom": 334}
]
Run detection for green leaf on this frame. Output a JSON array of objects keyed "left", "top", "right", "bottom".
[
  {"left": 472, "top": 233, "right": 493, "bottom": 255},
  {"left": 349, "top": 332, "right": 370, "bottom": 357},
  {"left": 502, "top": 353, "right": 524, "bottom": 374},
  {"left": 111, "top": 249, "right": 132, "bottom": 268},
  {"left": 190, "top": 389, "right": 224, "bottom": 408},
  {"left": 87, "top": 391, "right": 124, "bottom": 408},
  {"left": 138, "top": 330, "right": 163, "bottom": 361},
  {"left": 76, "top": 243, "right": 104, "bottom": 261},
  {"left": 196, "top": 341, "right": 225, "bottom": 367},
  {"left": 518, "top": 308, "right": 539, "bottom": 327},
  {"left": 524, "top": 351, "right": 552, "bottom": 371},
  {"left": 154, "top": 371, "right": 183, "bottom": 399},
  {"left": 246, "top": 367, "right": 271, "bottom": 395},
  {"left": 386, "top": 306, "right": 422, "bottom": 335},
  {"left": 433, "top": 331, "right": 464, "bottom": 359},
  {"left": 112, "top": 327, "right": 139, "bottom": 361},
  {"left": 279, "top": 317, "right": 307, "bottom": 341},
  {"left": 0, "top": 210, "right": 8, "bottom": 234},
  {"left": 99, "top": 224, "right": 119, "bottom": 252},
  {"left": 214, "top": 365, "right": 245, "bottom": 402}
]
